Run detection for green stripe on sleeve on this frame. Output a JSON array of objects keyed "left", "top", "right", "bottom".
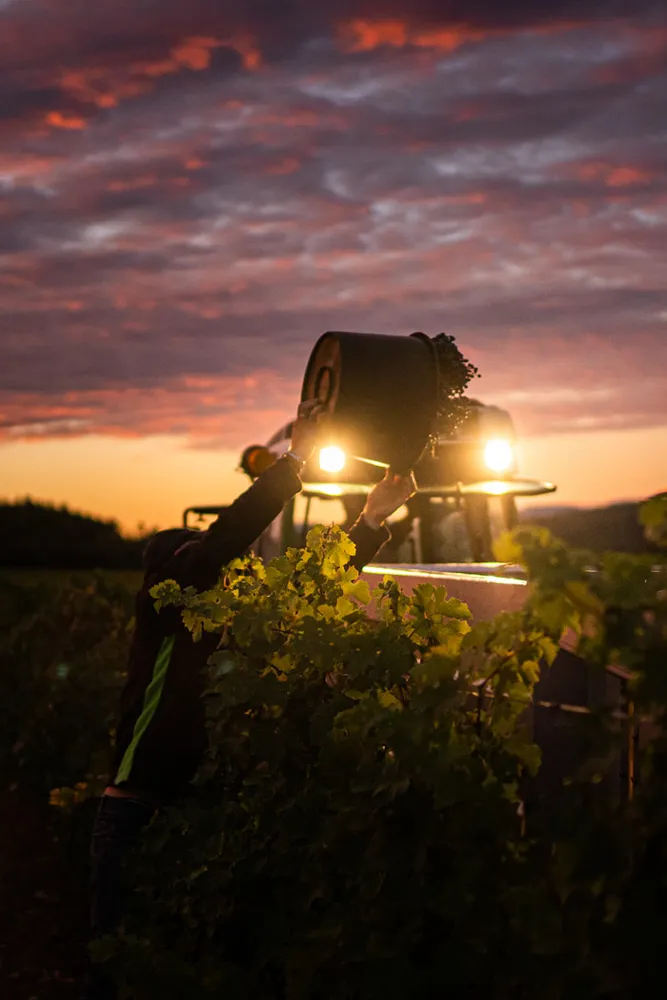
[{"left": 115, "top": 634, "right": 175, "bottom": 785}]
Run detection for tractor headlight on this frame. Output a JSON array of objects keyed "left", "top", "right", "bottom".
[
  {"left": 319, "top": 446, "right": 346, "bottom": 474},
  {"left": 484, "top": 439, "right": 514, "bottom": 474}
]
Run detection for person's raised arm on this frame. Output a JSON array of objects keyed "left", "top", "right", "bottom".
[
  {"left": 161, "top": 402, "right": 326, "bottom": 590},
  {"left": 348, "top": 471, "right": 417, "bottom": 572}
]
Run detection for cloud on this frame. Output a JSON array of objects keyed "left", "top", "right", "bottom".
[
  {"left": 336, "top": 20, "right": 488, "bottom": 54},
  {"left": 44, "top": 110, "right": 87, "bottom": 130},
  {"left": 0, "top": 373, "right": 301, "bottom": 451},
  {"left": 0, "top": 0, "right": 666, "bottom": 450}
]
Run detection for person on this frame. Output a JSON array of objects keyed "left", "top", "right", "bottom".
[{"left": 84, "top": 401, "right": 416, "bottom": 998}]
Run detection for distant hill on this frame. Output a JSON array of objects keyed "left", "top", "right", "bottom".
[
  {"left": 0, "top": 499, "right": 144, "bottom": 569},
  {"left": 0, "top": 497, "right": 658, "bottom": 569},
  {"left": 519, "top": 501, "right": 654, "bottom": 554}
]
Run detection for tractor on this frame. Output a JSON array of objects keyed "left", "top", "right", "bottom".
[{"left": 183, "top": 399, "right": 556, "bottom": 564}]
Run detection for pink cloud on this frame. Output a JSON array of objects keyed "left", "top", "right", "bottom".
[
  {"left": 0, "top": 1, "right": 665, "bottom": 459},
  {"left": 0, "top": 373, "right": 301, "bottom": 449}
]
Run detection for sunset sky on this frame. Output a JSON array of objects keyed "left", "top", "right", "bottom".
[{"left": 1, "top": 0, "right": 666, "bottom": 534}]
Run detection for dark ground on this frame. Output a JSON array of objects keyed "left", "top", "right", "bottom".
[{"left": 0, "top": 794, "right": 92, "bottom": 999}]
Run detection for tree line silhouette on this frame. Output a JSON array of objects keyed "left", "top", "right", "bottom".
[
  {"left": 0, "top": 499, "right": 145, "bottom": 569},
  {"left": 521, "top": 501, "right": 655, "bottom": 555},
  {"left": 0, "top": 497, "right": 657, "bottom": 570}
]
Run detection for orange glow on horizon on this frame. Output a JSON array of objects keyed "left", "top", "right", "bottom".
[{"left": 1, "top": 426, "right": 665, "bottom": 537}]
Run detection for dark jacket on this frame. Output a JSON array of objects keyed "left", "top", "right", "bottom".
[{"left": 110, "top": 456, "right": 390, "bottom": 803}]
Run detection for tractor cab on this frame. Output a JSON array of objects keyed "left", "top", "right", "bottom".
[{"left": 184, "top": 400, "right": 556, "bottom": 564}]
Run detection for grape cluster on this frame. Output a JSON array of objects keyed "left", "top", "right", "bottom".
[{"left": 413, "top": 331, "right": 480, "bottom": 439}]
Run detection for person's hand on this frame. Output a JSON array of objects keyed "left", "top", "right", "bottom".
[
  {"left": 290, "top": 400, "right": 328, "bottom": 461},
  {"left": 363, "top": 471, "right": 417, "bottom": 530}
]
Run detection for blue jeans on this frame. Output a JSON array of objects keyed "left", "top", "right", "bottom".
[{"left": 82, "top": 795, "right": 156, "bottom": 999}]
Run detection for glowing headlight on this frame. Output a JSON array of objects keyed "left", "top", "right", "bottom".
[
  {"left": 319, "top": 446, "right": 346, "bottom": 474},
  {"left": 484, "top": 439, "right": 514, "bottom": 474}
]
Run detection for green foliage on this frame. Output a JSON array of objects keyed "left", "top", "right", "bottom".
[
  {"left": 492, "top": 505, "right": 667, "bottom": 997},
  {"left": 99, "top": 526, "right": 561, "bottom": 998},
  {"left": 89, "top": 503, "right": 666, "bottom": 999},
  {"left": 4, "top": 492, "right": 666, "bottom": 997},
  {"left": 0, "top": 572, "right": 136, "bottom": 996},
  {"left": 639, "top": 491, "right": 667, "bottom": 548},
  {"left": 0, "top": 572, "right": 132, "bottom": 802}
]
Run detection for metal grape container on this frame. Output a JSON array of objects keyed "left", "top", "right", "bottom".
[{"left": 301, "top": 331, "right": 472, "bottom": 474}]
